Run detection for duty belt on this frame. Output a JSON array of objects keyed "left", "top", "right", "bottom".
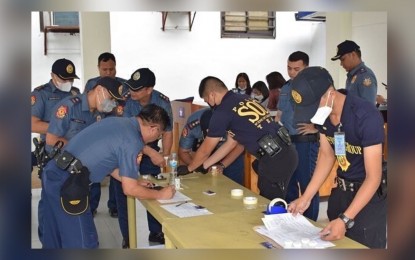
[
  {"left": 55, "top": 150, "right": 84, "bottom": 174},
  {"left": 290, "top": 133, "right": 319, "bottom": 143},
  {"left": 256, "top": 127, "right": 292, "bottom": 158},
  {"left": 336, "top": 176, "right": 362, "bottom": 192}
]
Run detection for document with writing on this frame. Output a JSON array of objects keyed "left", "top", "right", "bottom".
[
  {"left": 157, "top": 191, "right": 192, "bottom": 204},
  {"left": 160, "top": 202, "right": 213, "bottom": 218},
  {"left": 255, "top": 213, "right": 335, "bottom": 248}
]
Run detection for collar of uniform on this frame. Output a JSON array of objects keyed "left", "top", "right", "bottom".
[
  {"left": 80, "top": 93, "right": 90, "bottom": 112},
  {"left": 48, "top": 79, "right": 59, "bottom": 93},
  {"left": 347, "top": 61, "right": 365, "bottom": 78}
]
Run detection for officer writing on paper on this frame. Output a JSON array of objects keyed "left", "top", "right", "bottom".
[
  {"left": 38, "top": 104, "right": 175, "bottom": 248},
  {"left": 287, "top": 67, "right": 386, "bottom": 248},
  {"left": 178, "top": 76, "right": 298, "bottom": 200}
]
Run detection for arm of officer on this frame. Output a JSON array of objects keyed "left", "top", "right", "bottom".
[
  {"left": 161, "top": 131, "right": 173, "bottom": 156},
  {"left": 187, "top": 136, "right": 220, "bottom": 172},
  {"left": 31, "top": 115, "right": 49, "bottom": 134},
  {"left": 178, "top": 147, "right": 193, "bottom": 165},
  {"left": 288, "top": 133, "right": 336, "bottom": 214},
  {"left": 220, "top": 144, "right": 245, "bottom": 169},
  {"left": 45, "top": 132, "right": 68, "bottom": 147},
  {"left": 203, "top": 137, "right": 242, "bottom": 169},
  {"left": 120, "top": 175, "right": 175, "bottom": 200},
  {"left": 142, "top": 145, "right": 164, "bottom": 167}
]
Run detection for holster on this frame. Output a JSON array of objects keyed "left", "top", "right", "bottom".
[
  {"left": 257, "top": 134, "right": 282, "bottom": 158},
  {"left": 55, "top": 150, "right": 83, "bottom": 174}
]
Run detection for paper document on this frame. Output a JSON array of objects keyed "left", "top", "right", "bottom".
[
  {"left": 161, "top": 202, "right": 213, "bottom": 218},
  {"left": 256, "top": 213, "right": 335, "bottom": 248},
  {"left": 157, "top": 191, "right": 192, "bottom": 204}
]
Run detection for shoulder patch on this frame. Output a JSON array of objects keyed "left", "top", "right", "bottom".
[
  {"left": 186, "top": 119, "right": 200, "bottom": 130},
  {"left": 34, "top": 84, "right": 46, "bottom": 91},
  {"left": 70, "top": 97, "right": 81, "bottom": 104},
  {"left": 31, "top": 95, "right": 36, "bottom": 106},
  {"left": 159, "top": 93, "right": 170, "bottom": 102},
  {"left": 56, "top": 105, "right": 68, "bottom": 119}
]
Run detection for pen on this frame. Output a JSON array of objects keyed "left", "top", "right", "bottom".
[{"left": 176, "top": 201, "right": 188, "bottom": 207}]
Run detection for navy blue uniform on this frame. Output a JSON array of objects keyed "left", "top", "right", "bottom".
[
  {"left": 346, "top": 62, "right": 377, "bottom": 104},
  {"left": 39, "top": 117, "right": 144, "bottom": 248},
  {"left": 208, "top": 91, "right": 298, "bottom": 200},
  {"left": 316, "top": 94, "right": 386, "bottom": 248},
  {"left": 278, "top": 80, "right": 320, "bottom": 221},
  {"left": 179, "top": 108, "right": 244, "bottom": 185}
]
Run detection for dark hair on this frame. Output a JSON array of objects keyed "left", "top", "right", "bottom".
[
  {"left": 98, "top": 52, "right": 116, "bottom": 65},
  {"left": 234, "top": 72, "right": 252, "bottom": 95},
  {"left": 138, "top": 104, "right": 170, "bottom": 131},
  {"left": 252, "top": 81, "right": 269, "bottom": 102},
  {"left": 198, "top": 76, "right": 227, "bottom": 98},
  {"left": 288, "top": 51, "right": 309, "bottom": 66},
  {"left": 266, "top": 71, "right": 286, "bottom": 90}
]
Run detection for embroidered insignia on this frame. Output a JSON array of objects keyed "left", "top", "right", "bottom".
[
  {"left": 336, "top": 155, "right": 351, "bottom": 171},
  {"left": 159, "top": 93, "right": 170, "bottom": 102},
  {"left": 136, "top": 153, "right": 143, "bottom": 164},
  {"left": 96, "top": 115, "right": 102, "bottom": 122},
  {"left": 133, "top": 71, "right": 140, "bottom": 81},
  {"left": 66, "top": 64, "right": 74, "bottom": 74},
  {"left": 351, "top": 75, "right": 357, "bottom": 84},
  {"left": 363, "top": 77, "right": 372, "bottom": 87},
  {"left": 70, "top": 97, "right": 81, "bottom": 104},
  {"left": 31, "top": 95, "right": 36, "bottom": 106},
  {"left": 182, "top": 127, "right": 189, "bottom": 137},
  {"left": 116, "top": 105, "right": 124, "bottom": 116},
  {"left": 291, "top": 90, "right": 302, "bottom": 104},
  {"left": 56, "top": 105, "right": 68, "bottom": 119}
]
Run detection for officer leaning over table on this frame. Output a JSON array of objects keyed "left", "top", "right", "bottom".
[{"left": 287, "top": 67, "right": 386, "bottom": 248}]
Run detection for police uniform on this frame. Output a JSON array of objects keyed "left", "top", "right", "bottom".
[
  {"left": 208, "top": 91, "right": 298, "bottom": 200},
  {"left": 179, "top": 108, "right": 244, "bottom": 185},
  {"left": 39, "top": 117, "right": 144, "bottom": 248},
  {"left": 31, "top": 80, "right": 80, "bottom": 141},
  {"left": 346, "top": 62, "right": 377, "bottom": 104},
  {"left": 316, "top": 94, "right": 386, "bottom": 248},
  {"left": 277, "top": 80, "right": 320, "bottom": 221}
]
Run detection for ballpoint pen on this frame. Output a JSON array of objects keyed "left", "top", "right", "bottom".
[{"left": 176, "top": 201, "right": 188, "bottom": 207}]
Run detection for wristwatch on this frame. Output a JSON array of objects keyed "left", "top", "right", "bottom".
[{"left": 338, "top": 213, "right": 355, "bottom": 229}]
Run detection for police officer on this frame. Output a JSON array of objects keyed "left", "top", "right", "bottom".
[
  {"left": 275, "top": 51, "right": 320, "bottom": 221},
  {"left": 178, "top": 108, "right": 245, "bottom": 185},
  {"left": 83, "top": 52, "right": 127, "bottom": 219},
  {"left": 179, "top": 76, "right": 298, "bottom": 201},
  {"left": 38, "top": 104, "right": 175, "bottom": 248},
  {"left": 288, "top": 67, "right": 386, "bottom": 248},
  {"left": 331, "top": 40, "right": 377, "bottom": 104},
  {"left": 120, "top": 68, "right": 173, "bottom": 246},
  {"left": 46, "top": 77, "right": 123, "bottom": 216}
]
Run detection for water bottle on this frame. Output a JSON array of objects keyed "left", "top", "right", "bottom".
[{"left": 168, "top": 153, "right": 178, "bottom": 186}]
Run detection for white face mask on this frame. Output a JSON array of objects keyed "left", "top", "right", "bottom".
[
  {"left": 56, "top": 81, "right": 72, "bottom": 92},
  {"left": 310, "top": 91, "right": 334, "bottom": 125},
  {"left": 98, "top": 89, "right": 117, "bottom": 113},
  {"left": 251, "top": 94, "right": 263, "bottom": 101}
]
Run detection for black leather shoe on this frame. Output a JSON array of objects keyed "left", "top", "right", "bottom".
[
  {"left": 109, "top": 208, "right": 118, "bottom": 218},
  {"left": 148, "top": 232, "right": 165, "bottom": 244},
  {"left": 122, "top": 237, "right": 129, "bottom": 249}
]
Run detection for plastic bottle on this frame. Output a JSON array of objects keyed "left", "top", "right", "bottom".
[{"left": 168, "top": 153, "right": 178, "bottom": 185}]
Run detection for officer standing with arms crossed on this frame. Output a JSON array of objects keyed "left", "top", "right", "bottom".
[
  {"left": 288, "top": 67, "right": 386, "bottom": 248},
  {"left": 38, "top": 104, "right": 175, "bottom": 248},
  {"left": 120, "top": 68, "right": 173, "bottom": 246},
  {"left": 45, "top": 77, "right": 123, "bottom": 217},
  {"left": 178, "top": 76, "right": 298, "bottom": 200},
  {"left": 331, "top": 40, "right": 377, "bottom": 104},
  {"left": 178, "top": 108, "right": 245, "bottom": 185}
]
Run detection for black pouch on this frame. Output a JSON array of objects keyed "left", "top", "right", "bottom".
[
  {"left": 257, "top": 134, "right": 282, "bottom": 157},
  {"left": 55, "top": 150, "right": 75, "bottom": 171},
  {"left": 277, "top": 126, "right": 291, "bottom": 146}
]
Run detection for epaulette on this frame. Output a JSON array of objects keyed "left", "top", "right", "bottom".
[
  {"left": 356, "top": 67, "right": 367, "bottom": 75},
  {"left": 159, "top": 93, "right": 170, "bottom": 102},
  {"left": 34, "top": 84, "right": 47, "bottom": 91},
  {"left": 186, "top": 119, "right": 200, "bottom": 130},
  {"left": 70, "top": 97, "right": 81, "bottom": 104},
  {"left": 70, "top": 87, "right": 81, "bottom": 95}
]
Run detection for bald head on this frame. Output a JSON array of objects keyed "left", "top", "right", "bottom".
[{"left": 198, "top": 76, "right": 228, "bottom": 98}]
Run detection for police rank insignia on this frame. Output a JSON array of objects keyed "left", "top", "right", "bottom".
[
  {"left": 56, "top": 105, "right": 68, "bottom": 119},
  {"left": 291, "top": 90, "right": 302, "bottom": 104},
  {"left": 336, "top": 155, "right": 351, "bottom": 171},
  {"left": 351, "top": 75, "right": 357, "bottom": 84},
  {"left": 363, "top": 77, "right": 372, "bottom": 87},
  {"left": 133, "top": 71, "right": 140, "bottom": 81},
  {"left": 159, "top": 93, "right": 170, "bottom": 102},
  {"left": 66, "top": 64, "right": 74, "bottom": 74},
  {"left": 31, "top": 95, "right": 36, "bottom": 106}
]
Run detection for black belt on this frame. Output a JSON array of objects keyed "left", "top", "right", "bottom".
[
  {"left": 55, "top": 150, "right": 84, "bottom": 174},
  {"left": 290, "top": 133, "right": 319, "bottom": 143},
  {"left": 336, "top": 176, "right": 362, "bottom": 192}
]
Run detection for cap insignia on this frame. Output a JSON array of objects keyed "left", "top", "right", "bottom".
[
  {"left": 69, "top": 200, "right": 81, "bottom": 205},
  {"left": 133, "top": 72, "right": 140, "bottom": 81},
  {"left": 66, "top": 64, "right": 74, "bottom": 74},
  {"left": 291, "top": 90, "right": 302, "bottom": 104}
]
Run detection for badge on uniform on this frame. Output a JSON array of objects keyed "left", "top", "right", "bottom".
[{"left": 56, "top": 105, "right": 68, "bottom": 119}]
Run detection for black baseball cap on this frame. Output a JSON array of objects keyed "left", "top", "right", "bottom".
[
  {"left": 60, "top": 169, "right": 90, "bottom": 215},
  {"left": 52, "top": 58, "right": 79, "bottom": 80},
  {"left": 291, "top": 66, "right": 334, "bottom": 123},
  {"left": 95, "top": 77, "right": 125, "bottom": 101},
  {"left": 331, "top": 40, "right": 360, "bottom": 61},
  {"left": 124, "top": 68, "right": 156, "bottom": 91}
]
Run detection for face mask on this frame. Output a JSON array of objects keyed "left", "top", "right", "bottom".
[
  {"left": 99, "top": 89, "right": 117, "bottom": 113},
  {"left": 251, "top": 94, "right": 263, "bottom": 101},
  {"left": 56, "top": 81, "right": 72, "bottom": 92},
  {"left": 310, "top": 91, "right": 334, "bottom": 125}
]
